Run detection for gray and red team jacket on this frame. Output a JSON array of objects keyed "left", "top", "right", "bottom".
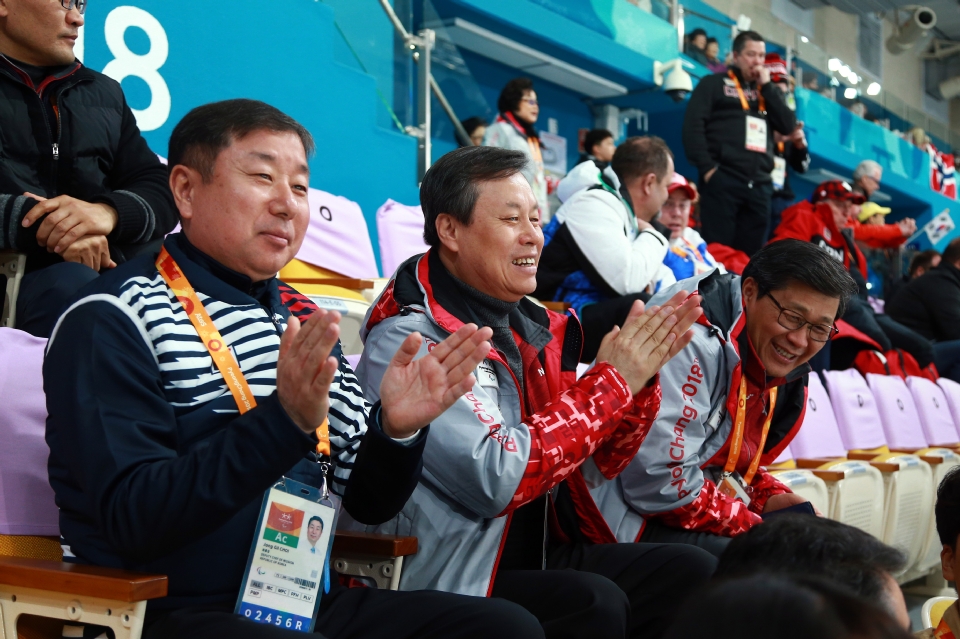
[
  {"left": 591, "top": 269, "right": 810, "bottom": 540},
  {"left": 348, "top": 250, "right": 661, "bottom": 596}
]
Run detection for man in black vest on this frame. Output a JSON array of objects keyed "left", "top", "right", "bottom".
[
  {"left": 0, "top": 0, "right": 177, "bottom": 337},
  {"left": 682, "top": 30, "right": 797, "bottom": 258}
]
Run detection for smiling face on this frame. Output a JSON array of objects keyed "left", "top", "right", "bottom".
[
  {"left": 307, "top": 519, "right": 323, "bottom": 546},
  {"left": 742, "top": 278, "right": 839, "bottom": 378},
  {"left": 0, "top": 0, "right": 83, "bottom": 66},
  {"left": 172, "top": 129, "right": 311, "bottom": 282},
  {"left": 515, "top": 90, "right": 539, "bottom": 126},
  {"left": 435, "top": 172, "right": 542, "bottom": 303},
  {"left": 660, "top": 190, "right": 692, "bottom": 240},
  {"left": 705, "top": 41, "right": 719, "bottom": 60},
  {"left": 733, "top": 39, "right": 766, "bottom": 82}
]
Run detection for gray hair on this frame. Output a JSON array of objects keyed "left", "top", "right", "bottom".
[{"left": 853, "top": 160, "right": 882, "bottom": 182}]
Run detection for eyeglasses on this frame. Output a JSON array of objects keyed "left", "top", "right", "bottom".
[
  {"left": 60, "top": 0, "right": 87, "bottom": 14},
  {"left": 767, "top": 292, "right": 838, "bottom": 343},
  {"left": 522, "top": 99, "right": 539, "bottom": 106}
]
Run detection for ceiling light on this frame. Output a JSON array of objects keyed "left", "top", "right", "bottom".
[
  {"left": 867, "top": 82, "right": 881, "bottom": 95},
  {"left": 844, "top": 87, "right": 858, "bottom": 99},
  {"left": 840, "top": 65, "right": 851, "bottom": 77},
  {"left": 800, "top": 36, "right": 809, "bottom": 43},
  {"left": 828, "top": 58, "right": 841, "bottom": 72}
]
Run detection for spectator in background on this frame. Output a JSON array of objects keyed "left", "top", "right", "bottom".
[
  {"left": 802, "top": 71, "right": 820, "bottom": 92},
  {"left": 683, "top": 30, "right": 798, "bottom": 258},
  {"left": 484, "top": 77, "right": 549, "bottom": 220},
  {"left": 685, "top": 28, "right": 710, "bottom": 66},
  {"left": 886, "top": 249, "right": 940, "bottom": 304},
  {"left": 0, "top": 0, "right": 177, "bottom": 338},
  {"left": 766, "top": 54, "right": 810, "bottom": 241},
  {"left": 704, "top": 37, "right": 726, "bottom": 73},
  {"left": 535, "top": 136, "right": 675, "bottom": 362},
  {"left": 664, "top": 575, "right": 913, "bottom": 639},
  {"left": 848, "top": 101, "right": 869, "bottom": 119},
  {"left": 577, "top": 128, "right": 616, "bottom": 171},
  {"left": 907, "top": 126, "right": 931, "bottom": 151},
  {"left": 917, "top": 467, "right": 960, "bottom": 639},
  {"left": 851, "top": 202, "right": 915, "bottom": 250},
  {"left": 714, "top": 515, "right": 910, "bottom": 629},
  {"left": 659, "top": 173, "right": 724, "bottom": 280},
  {"left": 460, "top": 116, "right": 487, "bottom": 147},
  {"left": 885, "top": 238, "right": 960, "bottom": 382},
  {"left": 772, "top": 180, "right": 938, "bottom": 372},
  {"left": 853, "top": 160, "right": 883, "bottom": 198}
]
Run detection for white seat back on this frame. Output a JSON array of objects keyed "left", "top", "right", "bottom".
[
  {"left": 297, "top": 188, "right": 379, "bottom": 279},
  {"left": 865, "top": 374, "right": 928, "bottom": 449},
  {"left": 823, "top": 369, "right": 888, "bottom": 451},
  {"left": 938, "top": 378, "right": 960, "bottom": 439},
  {"left": 790, "top": 373, "right": 848, "bottom": 459},
  {"left": 376, "top": 199, "right": 429, "bottom": 279},
  {"left": 907, "top": 376, "right": 960, "bottom": 446}
]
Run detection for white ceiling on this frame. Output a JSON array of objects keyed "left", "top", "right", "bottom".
[{"left": 789, "top": 0, "right": 960, "bottom": 40}]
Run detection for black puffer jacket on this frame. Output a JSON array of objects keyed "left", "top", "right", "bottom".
[
  {"left": 885, "top": 260, "right": 960, "bottom": 342},
  {"left": 682, "top": 66, "right": 796, "bottom": 184},
  {"left": 0, "top": 56, "right": 177, "bottom": 272}
]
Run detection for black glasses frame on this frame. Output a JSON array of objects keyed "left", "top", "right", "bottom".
[
  {"left": 766, "top": 292, "right": 838, "bottom": 343},
  {"left": 60, "top": 0, "right": 87, "bottom": 14}
]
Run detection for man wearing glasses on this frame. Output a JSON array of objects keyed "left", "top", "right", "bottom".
[
  {"left": 0, "top": 0, "right": 177, "bottom": 337},
  {"left": 587, "top": 240, "right": 858, "bottom": 557}
]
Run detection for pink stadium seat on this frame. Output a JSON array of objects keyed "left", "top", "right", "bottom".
[
  {"left": 376, "top": 199, "right": 430, "bottom": 278},
  {"left": 790, "top": 373, "right": 848, "bottom": 459},
  {"left": 865, "top": 374, "right": 929, "bottom": 449},
  {"left": 297, "top": 188, "right": 379, "bottom": 279},
  {"left": 907, "top": 376, "right": 960, "bottom": 447},
  {"left": 939, "top": 378, "right": 960, "bottom": 438},
  {"left": 822, "top": 369, "right": 887, "bottom": 451},
  {"left": 0, "top": 328, "right": 58, "bottom": 535}
]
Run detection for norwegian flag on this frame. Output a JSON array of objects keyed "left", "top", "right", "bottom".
[{"left": 930, "top": 144, "right": 957, "bottom": 199}]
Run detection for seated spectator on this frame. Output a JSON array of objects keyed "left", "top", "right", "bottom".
[
  {"left": 772, "top": 180, "right": 937, "bottom": 372},
  {"left": 460, "top": 116, "right": 488, "bottom": 147},
  {"left": 802, "top": 71, "right": 820, "bottom": 92},
  {"left": 0, "top": 0, "right": 177, "bottom": 338},
  {"left": 354, "top": 146, "right": 716, "bottom": 639},
  {"left": 589, "top": 240, "right": 859, "bottom": 557},
  {"left": 886, "top": 237, "right": 960, "bottom": 382},
  {"left": 42, "top": 99, "right": 551, "bottom": 639},
  {"left": 917, "top": 467, "right": 960, "bottom": 639},
  {"left": 664, "top": 574, "right": 913, "bottom": 639},
  {"left": 886, "top": 249, "right": 940, "bottom": 304},
  {"left": 484, "top": 77, "right": 549, "bottom": 219},
  {"left": 685, "top": 28, "right": 711, "bottom": 66},
  {"left": 704, "top": 37, "right": 726, "bottom": 73},
  {"left": 715, "top": 515, "right": 910, "bottom": 629},
  {"left": 659, "top": 173, "right": 724, "bottom": 280},
  {"left": 577, "top": 128, "right": 616, "bottom": 171},
  {"left": 851, "top": 202, "right": 916, "bottom": 250},
  {"left": 535, "top": 136, "right": 674, "bottom": 362},
  {"left": 853, "top": 160, "right": 883, "bottom": 199}
]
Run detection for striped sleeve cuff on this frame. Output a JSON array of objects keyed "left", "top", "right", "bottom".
[{"left": 0, "top": 194, "right": 41, "bottom": 250}]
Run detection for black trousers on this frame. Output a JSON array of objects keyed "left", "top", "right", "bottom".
[
  {"left": 492, "top": 542, "right": 716, "bottom": 639},
  {"left": 580, "top": 293, "right": 650, "bottom": 362},
  {"left": 142, "top": 584, "right": 544, "bottom": 639},
  {"left": 637, "top": 520, "right": 731, "bottom": 559},
  {"left": 15, "top": 262, "right": 98, "bottom": 338},
  {"left": 698, "top": 170, "right": 773, "bottom": 258}
]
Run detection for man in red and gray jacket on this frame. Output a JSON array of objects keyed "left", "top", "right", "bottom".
[{"left": 353, "top": 146, "right": 716, "bottom": 639}]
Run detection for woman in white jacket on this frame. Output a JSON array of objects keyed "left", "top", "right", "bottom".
[{"left": 484, "top": 77, "right": 549, "bottom": 219}]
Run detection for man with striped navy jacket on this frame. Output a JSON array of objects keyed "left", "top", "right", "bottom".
[{"left": 43, "top": 99, "right": 544, "bottom": 639}]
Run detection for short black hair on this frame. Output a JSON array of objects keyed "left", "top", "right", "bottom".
[
  {"left": 583, "top": 129, "right": 614, "bottom": 156},
  {"left": 169, "top": 99, "right": 314, "bottom": 181},
  {"left": 706, "top": 37, "right": 719, "bottom": 45},
  {"left": 461, "top": 116, "right": 488, "bottom": 137},
  {"left": 733, "top": 30, "right": 765, "bottom": 53},
  {"left": 611, "top": 136, "right": 673, "bottom": 186},
  {"left": 943, "top": 237, "right": 960, "bottom": 265},
  {"left": 308, "top": 516, "right": 323, "bottom": 528},
  {"left": 689, "top": 28, "right": 707, "bottom": 39},
  {"left": 497, "top": 77, "right": 535, "bottom": 117},
  {"left": 716, "top": 515, "right": 907, "bottom": 605},
  {"left": 420, "top": 146, "right": 529, "bottom": 248},
  {"left": 908, "top": 249, "right": 941, "bottom": 278},
  {"left": 742, "top": 239, "right": 859, "bottom": 319},
  {"left": 936, "top": 466, "right": 960, "bottom": 548}
]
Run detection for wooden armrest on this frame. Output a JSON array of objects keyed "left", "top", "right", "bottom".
[
  {"left": 332, "top": 531, "right": 418, "bottom": 557},
  {"left": 540, "top": 301, "right": 571, "bottom": 312},
  {"left": 810, "top": 469, "right": 847, "bottom": 482},
  {"left": 286, "top": 277, "right": 374, "bottom": 290},
  {"left": 845, "top": 451, "right": 878, "bottom": 461},
  {"left": 0, "top": 557, "right": 167, "bottom": 602},
  {"left": 920, "top": 455, "right": 944, "bottom": 465},
  {"left": 869, "top": 461, "right": 900, "bottom": 472},
  {"left": 794, "top": 458, "right": 839, "bottom": 469},
  {"left": 889, "top": 447, "right": 923, "bottom": 454}
]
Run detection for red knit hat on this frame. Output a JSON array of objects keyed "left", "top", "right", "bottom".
[
  {"left": 667, "top": 172, "right": 698, "bottom": 202},
  {"left": 812, "top": 180, "right": 866, "bottom": 204},
  {"left": 764, "top": 53, "right": 790, "bottom": 83}
]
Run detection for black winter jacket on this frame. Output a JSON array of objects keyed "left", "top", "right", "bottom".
[
  {"left": 682, "top": 66, "right": 796, "bottom": 184},
  {"left": 772, "top": 140, "right": 810, "bottom": 200},
  {"left": 0, "top": 56, "right": 177, "bottom": 272},
  {"left": 885, "top": 261, "right": 960, "bottom": 342}
]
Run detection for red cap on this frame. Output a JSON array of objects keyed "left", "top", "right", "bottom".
[
  {"left": 764, "top": 53, "right": 789, "bottom": 83},
  {"left": 667, "top": 172, "right": 698, "bottom": 202},
  {"left": 812, "top": 180, "right": 866, "bottom": 205}
]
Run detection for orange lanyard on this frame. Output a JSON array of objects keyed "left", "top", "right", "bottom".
[
  {"left": 728, "top": 70, "right": 766, "bottom": 115},
  {"left": 156, "top": 247, "right": 330, "bottom": 456},
  {"left": 936, "top": 616, "right": 957, "bottom": 639},
  {"left": 527, "top": 136, "right": 543, "bottom": 166},
  {"left": 672, "top": 237, "right": 706, "bottom": 264},
  {"left": 723, "top": 373, "right": 778, "bottom": 485}
]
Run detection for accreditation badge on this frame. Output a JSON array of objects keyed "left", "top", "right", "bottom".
[
  {"left": 235, "top": 478, "right": 339, "bottom": 633},
  {"left": 771, "top": 156, "right": 787, "bottom": 191},
  {"left": 745, "top": 115, "right": 768, "bottom": 153},
  {"left": 718, "top": 474, "right": 752, "bottom": 507}
]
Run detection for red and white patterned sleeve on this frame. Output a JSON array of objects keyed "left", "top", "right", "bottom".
[
  {"left": 651, "top": 479, "right": 763, "bottom": 537},
  {"left": 747, "top": 470, "right": 792, "bottom": 514},
  {"left": 591, "top": 376, "right": 661, "bottom": 480}
]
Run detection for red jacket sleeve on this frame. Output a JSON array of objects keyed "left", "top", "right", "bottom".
[
  {"left": 747, "top": 470, "right": 792, "bottom": 514},
  {"left": 592, "top": 376, "right": 661, "bottom": 480},
  {"left": 649, "top": 478, "right": 763, "bottom": 536},
  {"left": 851, "top": 221, "right": 907, "bottom": 249},
  {"left": 770, "top": 205, "right": 813, "bottom": 243},
  {"left": 500, "top": 363, "right": 636, "bottom": 515}
]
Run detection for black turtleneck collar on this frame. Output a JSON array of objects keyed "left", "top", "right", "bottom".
[{"left": 175, "top": 233, "right": 273, "bottom": 304}]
